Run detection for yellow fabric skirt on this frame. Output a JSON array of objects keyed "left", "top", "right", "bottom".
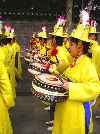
[
  {"left": 52, "top": 100, "right": 85, "bottom": 134},
  {"left": 0, "top": 96, "right": 13, "bottom": 134}
]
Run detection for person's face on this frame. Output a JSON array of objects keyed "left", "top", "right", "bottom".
[
  {"left": 69, "top": 41, "right": 83, "bottom": 57},
  {"left": 88, "top": 34, "right": 97, "bottom": 41}
]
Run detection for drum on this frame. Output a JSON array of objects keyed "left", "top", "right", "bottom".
[
  {"left": 28, "top": 68, "right": 41, "bottom": 75},
  {"left": 28, "top": 62, "right": 48, "bottom": 75},
  {"left": 32, "top": 73, "right": 68, "bottom": 103}
]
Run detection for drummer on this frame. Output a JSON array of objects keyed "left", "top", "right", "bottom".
[
  {"left": 0, "top": 23, "right": 15, "bottom": 133},
  {"left": 52, "top": 10, "right": 100, "bottom": 134},
  {"left": 88, "top": 20, "right": 100, "bottom": 114},
  {"left": 10, "top": 27, "right": 22, "bottom": 80},
  {"left": 48, "top": 19, "right": 72, "bottom": 75},
  {"left": 3, "top": 24, "right": 19, "bottom": 99},
  {"left": 89, "top": 20, "right": 100, "bottom": 80},
  {"left": 37, "top": 26, "right": 48, "bottom": 57},
  {"left": 45, "top": 18, "right": 72, "bottom": 131},
  {"left": 28, "top": 33, "right": 37, "bottom": 50}
]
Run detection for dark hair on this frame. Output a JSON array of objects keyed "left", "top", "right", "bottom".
[
  {"left": 6, "top": 38, "right": 12, "bottom": 44},
  {"left": 69, "top": 37, "right": 79, "bottom": 44},
  {"left": 39, "top": 37, "right": 42, "bottom": 41},
  {"left": 0, "top": 38, "right": 8, "bottom": 45},
  {"left": 43, "top": 38, "right": 47, "bottom": 43},
  {"left": 55, "top": 36, "right": 63, "bottom": 46},
  {"left": 51, "top": 35, "right": 55, "bottom": 38},
  {"left": 82, "top": 41, "right": 92, "bottom": 58},
  {"left": 0, "top": 35, "right": 8, "bottom": 45}
]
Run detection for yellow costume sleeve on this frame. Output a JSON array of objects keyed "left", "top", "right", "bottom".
[
  {"left": 0, "top": 48, "right": 5, "bottom": 63},
  {"left": 91, "top": 41, "right": 100, "bottom": 79},
  {"left": 51, "top": 46, "right": 72, "bottom": 74},
  {"left": 69, "top": 81, "right": 100, "bottom": 102},
  {"left": 2, "top": 45, "right": 9, "bottom": 70},
  {"left": 63, "top": 55, "right": 100, "bottom": 102},
  {"left": 0, "top": 61, "right": 15, "bottom": 109},
  {"left": 40, "top": 46, "right": 46, "bottom": 56}
]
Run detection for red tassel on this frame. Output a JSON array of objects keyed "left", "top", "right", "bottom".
[{"left": 51, "top": 47, "right": 58, "bottom": 56}]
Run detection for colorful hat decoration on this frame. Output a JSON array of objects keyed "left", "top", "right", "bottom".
[
  {"left": 70, "top": 10, "right": 90, "bottom": 42},
  {"left": 0, "top": 21, "right": 3, "bottom": 35},
  {"left": 49, "top": 16, "right": 68, "bottom": 37},
  {"left": 89, "top": 20, "right": 100, "bottom": 34},
  {"left": 4, "top": 23, "right": 11, "bottom": 37},
  {"left": 37, "top": 26, "right": 47, "bottom": 38},
  {"left": 80, "top": 10, "right": 89, "bottom": 26}
]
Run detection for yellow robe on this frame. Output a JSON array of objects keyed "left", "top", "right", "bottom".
[
  {"left": 52, "top": 55, "right": 100, "bottom": 134},
  {"left": 39, "top": 46, "right": 47, "bottom": 56},
  {"left": 91, "top": 40, "right": 100, "bottom": 79},
  {"left": 12, "top": 41, "right": 22, "bottom": 79},
  {"left": 91, "top": 41, "right": 100, "bottom": 109},
  {"left": 0, "top": 61, "right": 15, "bottom": 134},
  {"left": 50, "top": 46, "right": 72, "bottom": 74},
  {"left": 0, "top": 47, "right": 6, "bottom": 64},
  {"left": 1, "top": 45, "right": 9, "bottom": 70},
  {"left": 7, "top": 44, "right": 16, "bottom": 98}
]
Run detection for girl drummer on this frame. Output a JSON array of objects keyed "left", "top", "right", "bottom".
[
  {"left": 52, "top": 27, "right": 100, "bottom": 134},
  {"left": 46, "top": 25, "right": 72, "bottom": 131},
  {"left": 37, "top": 26, "right": 49, "bottom": 57}
]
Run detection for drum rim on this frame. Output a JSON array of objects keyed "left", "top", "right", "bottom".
[
  {"left": 29, "top": 62, "right": 47, "bottom": 73},
  {"left": 32, "top": 73, "right": 65, "bottom": 93},
  {"left": 36, "top": 73, "right": 63, "bottom": 87},
  {"left": 32, "top": 88, "right": 67, "bottom": 103},
  {"left": 32, "top": 82, "right": 67, "bottom": 96},
  {"left": 28, "top": 68, "right": 40, "bottom": 75}
]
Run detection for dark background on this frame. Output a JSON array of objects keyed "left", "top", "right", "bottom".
[
  {"left": 0, "top": 0, "right": 66, "bottom": 21},
  {"left": 72, "top": 0, "right": 100, "bottom": 23},
  {"left": 0, "top": 0, "right": 100, "bottom": 23}
]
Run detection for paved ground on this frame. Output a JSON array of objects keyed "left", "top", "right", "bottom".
[
  {"left": 11, "top": 96, "right": 51, "bottom": 134},
  {"left": 10, "top": 95, "right": 100, "bottom": 134}
]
